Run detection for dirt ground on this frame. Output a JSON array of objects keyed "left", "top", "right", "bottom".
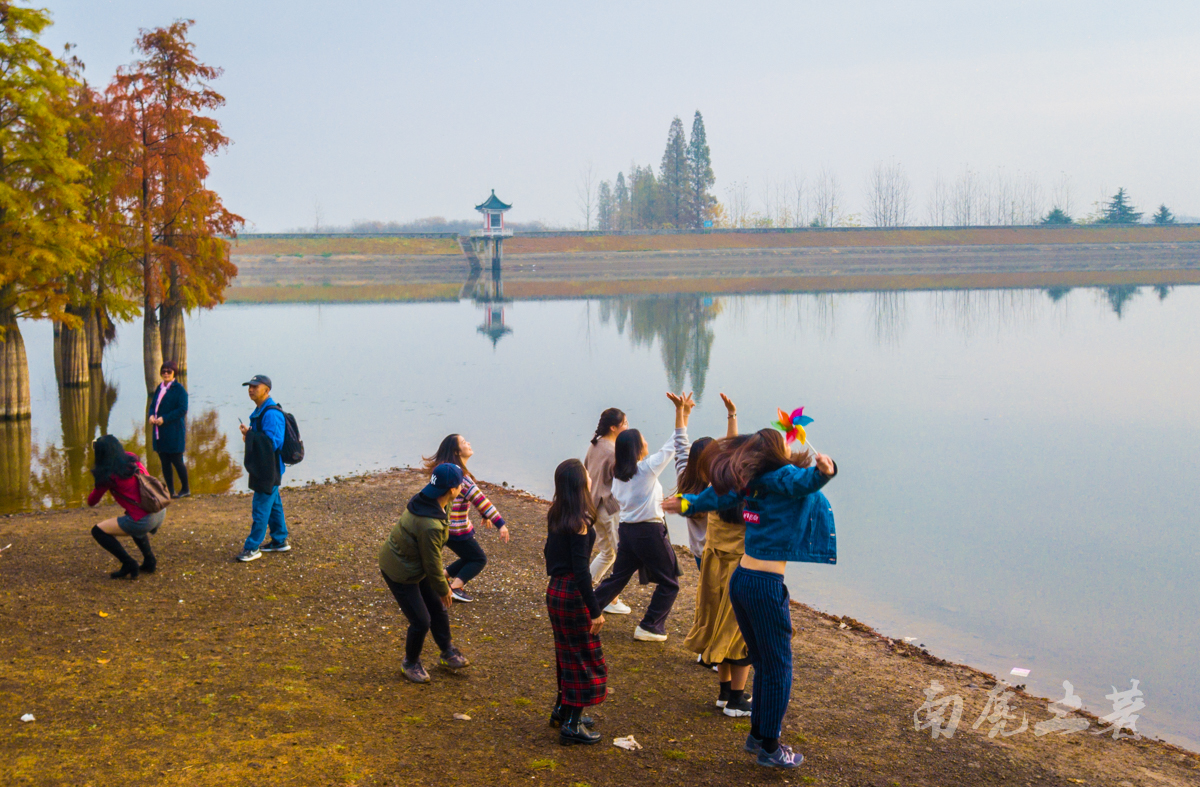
[{"left": 2, "top": 470, "right": 1197, "bottom": 786}]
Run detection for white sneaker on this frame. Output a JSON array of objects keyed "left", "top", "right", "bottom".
[
  {"left": 604, "top": 599, "right": 632, "bottom": 615},
  {"left": 633, "top": 626, "right": 668, "bottom": 642}
]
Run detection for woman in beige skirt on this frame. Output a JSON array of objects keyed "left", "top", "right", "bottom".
[{"left": 669, "top": 391, "right": 753, "bottom": 717}]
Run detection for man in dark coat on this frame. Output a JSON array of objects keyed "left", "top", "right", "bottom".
[
  {"left": 237, "top": 374, "right": 289, "bottom": 562},
  {"left": 147, "top": 361, "right": 189, "bottom": 498}
]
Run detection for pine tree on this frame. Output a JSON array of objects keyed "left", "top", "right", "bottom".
[
  {"left": 1041, "top": 207, "right": 1073, "bottom": 225},
  {"left": 1099, "top": 188, "right": 1142, "bottom": 225},
  {"left": 658, "top": 117, "right": 687, "bottom": 228},
  {"left": 613, "top": 172, "right": 630, "bottom": 230},
  {"left": 629, "top": 164, "right": 659, "bottom": 230},
  {"left": 0, "top": 4, "right": 91, "bottom": 419},
  {"left": 1152, "top": 204, "right": 1176, "bottom": 225},
  {"left": 685, "top": 111, "right": 715, "bottom": 228}
]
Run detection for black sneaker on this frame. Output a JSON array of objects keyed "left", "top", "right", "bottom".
[
  {"left": 261, "top": 539, "right": 291, "bottom": 553},
  {"left": 237, "top": 549, "right": 261, "bottom": 562},
  {"left": 723, "top": 694, "right": 753, "bottom": 717},
  {"left": 450, "top": 587, "right": 473, "bottom": 603},
  {"left": 402, "top": 660, "right": 430, "bottom": 684},
  {"left": 439, "top": 648, "right": 470, "bottom": 670},
  {"left": 172, "top": 491, "right": 191, "bottom": 499}
]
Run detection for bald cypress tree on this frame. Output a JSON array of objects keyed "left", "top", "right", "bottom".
[{"left": 686, "top": 111, "right": 715, "bottom": 228}]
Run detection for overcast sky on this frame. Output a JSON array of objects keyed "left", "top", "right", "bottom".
[{"left": 42, "top": 1, "right": 1200, "bottom": 230}]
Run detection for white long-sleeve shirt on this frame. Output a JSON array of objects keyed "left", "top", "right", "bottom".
[{"left": 611, "top": 430, "right": 680, "bottom": 524}]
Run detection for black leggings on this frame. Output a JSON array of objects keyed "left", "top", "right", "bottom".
[
  {"left": 445, "top": 535, "right": 488, "bottom": 585},
  {"left": 157, "top": 451, "right": 189, "bottom": 495},
  {"left": 382, "top": 572, "right": 452, "bottom": 664}
]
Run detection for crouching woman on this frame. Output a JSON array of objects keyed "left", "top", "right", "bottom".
[
  {"left": 378, "top": 463, "right": 471, "bottom": 684},
  {"left": 87, "top": 435, "right": 165, "bottom": 579},
  {"left": 544, "top": 459, "right": 606, "bottom": 745}
]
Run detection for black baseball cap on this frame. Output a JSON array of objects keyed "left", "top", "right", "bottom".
[
  {"left": 421, "top": 463, "right": 464, "bottom": 498},
  {"left": 242, "top": 374, "right": 272, "bottom": 388}
]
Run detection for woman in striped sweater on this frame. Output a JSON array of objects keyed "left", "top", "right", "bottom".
[{"left": 423, "top": 434, "right": 510, "bottom": 603}]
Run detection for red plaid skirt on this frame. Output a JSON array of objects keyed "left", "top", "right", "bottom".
[{"left": 546, "top": 575, "right": 607, "bottom": 708}]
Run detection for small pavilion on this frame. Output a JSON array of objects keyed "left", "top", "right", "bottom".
[{"left": 471, "top": 190, "right": 513, "bottom": 273}]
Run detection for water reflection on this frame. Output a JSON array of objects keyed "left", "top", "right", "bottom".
[
  {"left": 1103, "top": 285, "right": 1140, "bottom": 318},
  {"left": 0, "top": 420, "right": 32, "bottom": 512},
  {"left": 467, "top": 260, "right": 513, "bottom": 347},
  {"left": 597, "top": 295, "right": 721, "bottom": 398}
]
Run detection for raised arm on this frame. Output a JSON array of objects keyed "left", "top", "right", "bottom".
[
  {"left": 641, "top": 434, "right": 678, "bottom": 479},
  {"left": 668, "top": 391, "right": 695, "bottom": 478},
  {"left": 757, "top": 459, "right": 837, "bottom": 498},
  {"left": 720, "top": 393, "right": 737, "bottom": 438}
]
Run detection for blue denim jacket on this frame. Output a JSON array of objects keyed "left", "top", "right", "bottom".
[{"left": 682, "top": 463, "right": 837, "bottom": 564}]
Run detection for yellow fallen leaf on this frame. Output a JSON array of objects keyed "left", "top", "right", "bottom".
[
  {"left": 97, "top": 658, "right": 110, "bottom": 665},
  {"left": 97, "top": 611, "right": 109, "bottom": 618}
]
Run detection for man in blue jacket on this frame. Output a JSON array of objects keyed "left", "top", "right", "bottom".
[{"left": 237, "top": 374, "right": 290, "bottom": 562}]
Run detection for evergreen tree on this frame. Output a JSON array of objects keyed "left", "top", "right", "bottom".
[
  {"left": 596, "top": 181, "right": 613, "bottom": 230},
  {"left": 658, "top": 117, "right": 687, "bottom": 228},
  {"left": 1099, "top": 188, "right": 1142, "bottom": 225},
  {"left": 1042, "top": 207, "right": 1073, "bottom": 225},
  {"left": 1152, "top": 204, "right": 1176, "bottom": 225},
  {"left": 629, "top": 164, "right": 658, "bottom": 230},
  {"left": 613, "top": 172, "right": 630, "bottom": 230},
  {"left": 685, "top": 111, "right": 715, "bottom": 228}
]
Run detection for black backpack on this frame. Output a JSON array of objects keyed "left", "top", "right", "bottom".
[{"left": 264, "top": 404, "right": 305, "bottom": 465}]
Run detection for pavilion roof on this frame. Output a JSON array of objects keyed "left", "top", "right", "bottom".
[{"left": 475, "top": 190, "right": 512, "bottom": 212}]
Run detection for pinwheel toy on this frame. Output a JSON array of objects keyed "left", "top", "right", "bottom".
[{"left": 773, "top": 407, "right": 814, "bottom": 445}]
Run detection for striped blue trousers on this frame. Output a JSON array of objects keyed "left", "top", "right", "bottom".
[{"left": 728, "top": 565, "right": 793, "bottom": 740}]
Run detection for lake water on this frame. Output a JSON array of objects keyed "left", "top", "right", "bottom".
[{"left": 7, "top": 281, "right": 1199, "bottom": 749}]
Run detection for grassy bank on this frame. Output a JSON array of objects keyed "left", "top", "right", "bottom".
[
  {"left": 232, "top": 237, "right": 461, "bottom": 256},
  {"left": 2, "top": 470, "right": 1196, "bottom": 786}
]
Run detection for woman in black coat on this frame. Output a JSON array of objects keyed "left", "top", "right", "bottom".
[{"left": 147, "top": 360, "right": 190, "bottom": 498}]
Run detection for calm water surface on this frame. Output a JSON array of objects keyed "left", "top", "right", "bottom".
[{"left": 10, "top": 283, "right": 1200, "bottom": 749}]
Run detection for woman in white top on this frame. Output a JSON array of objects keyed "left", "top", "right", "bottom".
[{"left": 592, "top": 395, "right": 684, "bottom": 642}]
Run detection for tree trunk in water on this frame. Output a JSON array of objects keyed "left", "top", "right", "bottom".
[
  {"left": 160, "top": 302, "right": 187, "bottom": 374},
  {"left": 59, "top": 382, "right": 91, "bottom": 504},
  {"left": 0, "top": 307, "right": 31, "bottom": 421},
  {"left": 143, "top": 298, "right": 163, "bottom": 395},
  {"left": 59, "top": 307, "right": 90, "bottom": 387},
  {"left": 0, "top": 419, "right": 31, "bottom": 513},
  {"left": 52, "top": 322, "right": 62, "bottom": 388},
  {"left": 85, "top": 307, "right": 104, "bottom": 369}
]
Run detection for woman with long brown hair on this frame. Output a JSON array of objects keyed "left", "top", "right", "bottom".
[
  {"left": 670, "top": 392, "right": 753, "bottom": 717},
  {"left": 544, "top": 458, "right": 606, "bottom": 745},
  {"left": 422, "top": 434, "right": 509, "bottom": 603},
  {"left": 665, "top": 428, "right": 837, "bottom": 770}
]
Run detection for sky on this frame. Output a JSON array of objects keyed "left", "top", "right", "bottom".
[{"left": 41, "top": 1, "right": 1200, "bottom": 231}]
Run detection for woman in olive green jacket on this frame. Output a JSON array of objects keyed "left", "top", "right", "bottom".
[{"left": 379, "top": 463, "right": 472, "bottom": 683}]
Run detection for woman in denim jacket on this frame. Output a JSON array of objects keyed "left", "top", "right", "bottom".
[{"left": 665, "top": 429, "right": 836, "bottom": 770}]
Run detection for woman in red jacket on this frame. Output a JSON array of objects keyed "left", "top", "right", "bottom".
[{"left": 87, "top": 435, "right": 165, "bottom": 579}]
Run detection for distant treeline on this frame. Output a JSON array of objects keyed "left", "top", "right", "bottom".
[{"left": 286, "top": 217, "right": 556, "bottom": 235}]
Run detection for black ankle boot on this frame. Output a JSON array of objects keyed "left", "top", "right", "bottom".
[
  {"left": 92, "top": 526, "right": 139, "bottom": 579},
  {"left": 132, "top": 535, "right": 156, "bottom": 573},
  {"left": 549, "top": 703, "right": 594, "bottom": 729},
  {"left": 559, "top": 706, "right": 601, "bottom": 745}
]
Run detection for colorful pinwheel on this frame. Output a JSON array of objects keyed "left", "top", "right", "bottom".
[{"left": 773, "top": 407, "right": 814, "bottom": 445}]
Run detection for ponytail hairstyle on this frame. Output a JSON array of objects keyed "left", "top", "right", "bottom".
[
  {"left": 676, "top": 436, "right": 714, "bottom": 495},
  {"left": 612, "top": 428, "right": 643, "bottom": 482},
  {"left": 422, "top": 434, "right": 474, "bottom": 481},
  {"left": 547, "top": 458, "right": 596, "bottom": 536},
  {"left": 92, "top": 435, "right": 136, "bottom": 486},
  {"left": 707, "top": 428, "right": 812, "bottom": 495},
  {"left": 590, "top": 407, "right": 626, "bottom": 445}
]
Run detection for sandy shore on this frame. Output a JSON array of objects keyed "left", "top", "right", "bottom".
[{"left": 2, "top": 470, "right": 1197, "bottom": 786}]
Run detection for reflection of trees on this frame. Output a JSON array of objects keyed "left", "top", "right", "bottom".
[
  {"left": 1154, "top": 285, "right": 1172, "bottom": 301},
  {"left": 598, "top": 295, "right": 721, "bottom": 398},
  {"left": 1102, "top": 285, "right": 1140, "bottom": 318},
  {"left": 930, "top": 289, "right": 1039, "bottom": 339},
  {"left": 120, "top": 409, "right": 242, "bottom": 495},
  {"left": 871, "top": 291, "right": 907, "bottom": 346},
  {"left": 0, "top": 421, "right": 32, "bottom": 515},
  {"left": 29, "top": 406, "right": 241, "bottom": 512},
  {"left": 1044, "top": 286, "right": 1071, "bottom": 303}
]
